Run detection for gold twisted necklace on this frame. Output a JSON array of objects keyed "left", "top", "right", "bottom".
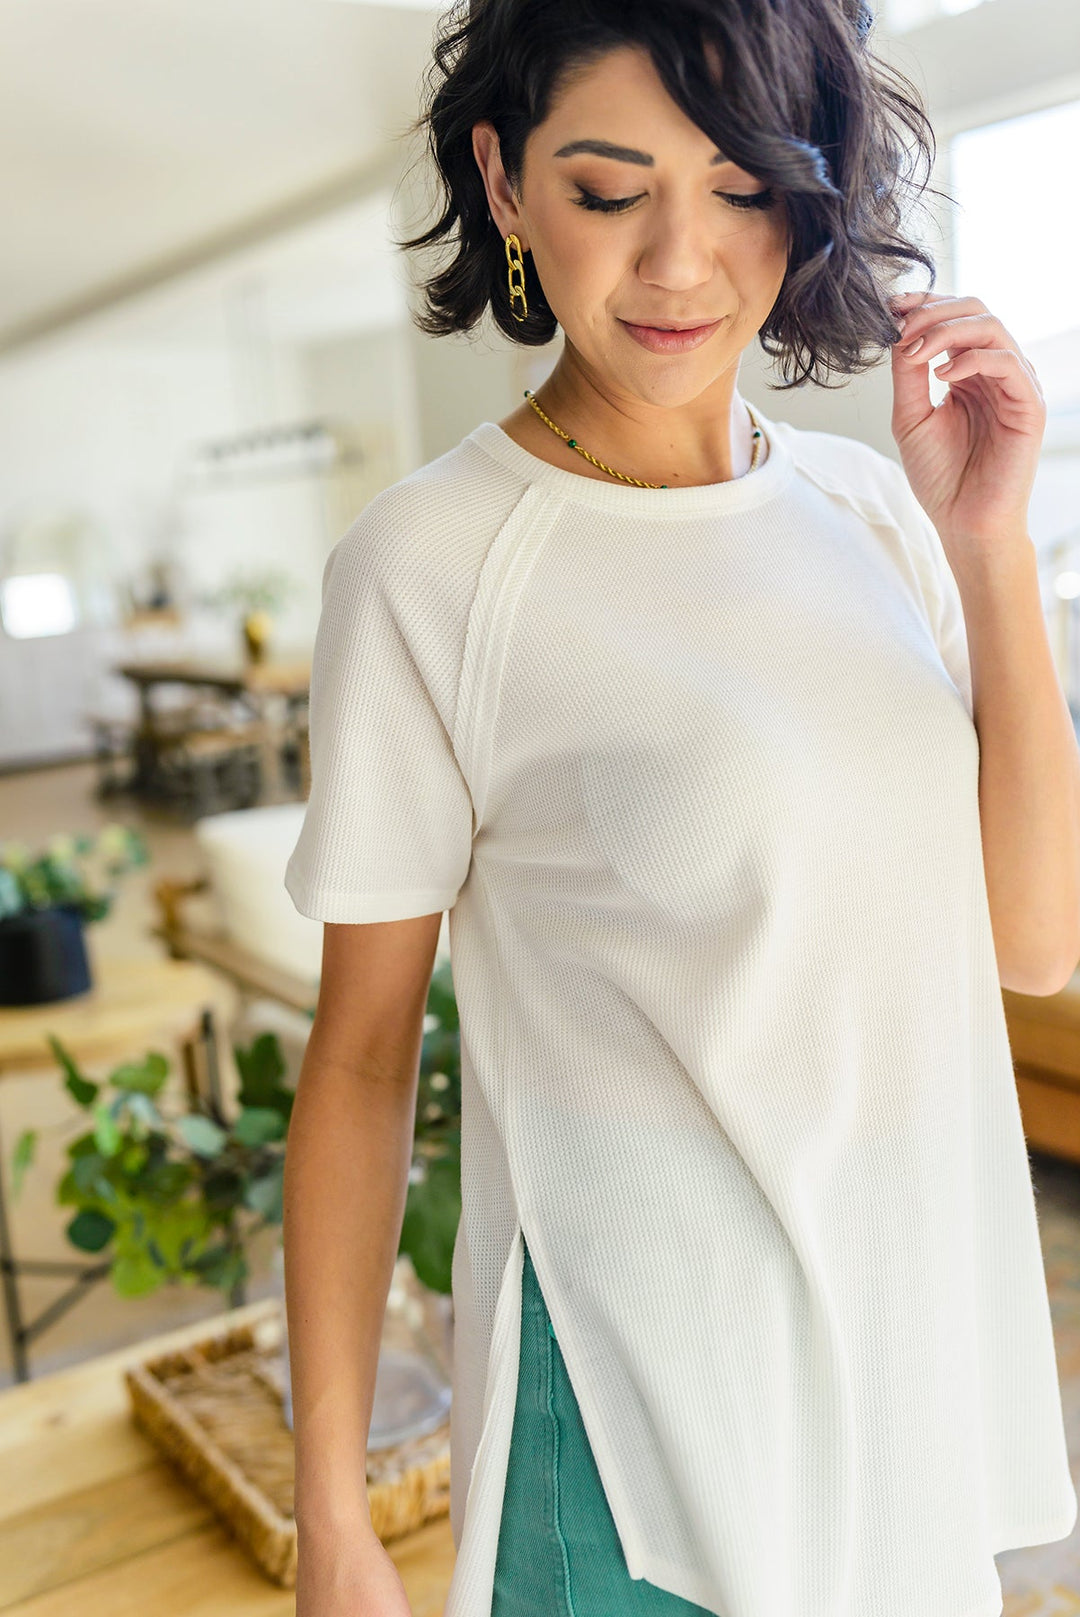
[{"left": 522, "top": 390, "right": 766, "bottom": 489}]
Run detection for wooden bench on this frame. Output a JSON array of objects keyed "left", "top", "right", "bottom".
[{"left": 153, "top": 876, "right": 318, "bottom": 1016}]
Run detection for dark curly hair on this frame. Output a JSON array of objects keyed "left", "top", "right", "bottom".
[{"left": 393, "top": 0, "right": 954, "bottom": 389}]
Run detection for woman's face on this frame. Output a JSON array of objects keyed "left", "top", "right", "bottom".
[{"left": 474, "top": 43, "right": 792, "bottom": 410}]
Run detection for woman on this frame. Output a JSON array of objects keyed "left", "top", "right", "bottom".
[{"left": 282, "top": 2, "right": 1080, "bottom": 1615}]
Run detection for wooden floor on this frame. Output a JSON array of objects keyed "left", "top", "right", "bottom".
[{"left": 0, "top": 756, "right": 289, "bottom": 1388}]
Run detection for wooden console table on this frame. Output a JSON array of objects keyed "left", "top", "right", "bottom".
[
  {"left": 113, "top": 656, "right": 311, "bottom": 808},
  {"left": 0, "top": 1297, "right": 456, "bottom": 1617}
]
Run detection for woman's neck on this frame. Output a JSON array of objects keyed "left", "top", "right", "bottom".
[{"left": 496, "top": 365, "right": 763, "bottom": 489}]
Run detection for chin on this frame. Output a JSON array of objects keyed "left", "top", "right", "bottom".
[{"left": 619, "top": 365, "right": 735, "bottom": 410}]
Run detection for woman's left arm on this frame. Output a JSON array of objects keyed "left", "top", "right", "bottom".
[{"left": 889, "top": 290, "right": 1080, "bottom": 997}]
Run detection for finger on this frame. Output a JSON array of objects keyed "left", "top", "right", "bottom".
[
  {"left": 900, "top": 323, "right": 1043, "bottom": 399},
  {"left": 934, "top": 347, "right": 1046, "bottom": 407},
  {"left": 894, "top": 305, "right": 1000, "bottom": 347},
  {"left": 897, "top": 313, "right": 1013, "bottom": 364},
  {"left": 889, "top": 289, "right": 953, "bottom": 303},
  {"left": 888, "top": 290, "right": 958, "bottom": 316},
  {"left": 890, "top": 316, "right": 938, "bottom": 423},
  {"left": 888, "top": 293, "right": 992, "bottom": 345}
]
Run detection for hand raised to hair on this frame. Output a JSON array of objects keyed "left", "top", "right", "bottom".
[{"left": 888, "top": 289, "right": 1045, "bottom": 564}]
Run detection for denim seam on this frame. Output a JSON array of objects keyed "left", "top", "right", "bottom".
[{"left": 545, "top": 1321, "right": 578, "bottom": 1616}]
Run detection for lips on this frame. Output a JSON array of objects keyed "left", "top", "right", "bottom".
[
  {"left": 619, "top": 317, "right": 724, "bottom": 354},
  {"left": 627, "top": 320, "right": 720, "bottom": 331}
]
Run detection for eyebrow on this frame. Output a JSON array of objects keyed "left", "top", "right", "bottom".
[{"left": 552, "top": 138, "right": 730, "bottom": 167}]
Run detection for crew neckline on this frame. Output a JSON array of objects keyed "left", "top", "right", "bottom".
[{"left": 466, "top": 403, "right": 795, "bottom": 516}]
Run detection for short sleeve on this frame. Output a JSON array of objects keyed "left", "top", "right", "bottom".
[
  {"left": 875, "top": 453, "right": 974, "bottom": 722},
  {"left": 284, "top": 516, "right": 476, "bottom": 924}
]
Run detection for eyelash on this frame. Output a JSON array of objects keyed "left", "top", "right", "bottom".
[{"left": 571, "top": 185, "right": 776, "bottom": 214}]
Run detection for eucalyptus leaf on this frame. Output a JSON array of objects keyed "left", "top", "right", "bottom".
[
  {"left": 10, "top": 1129, "right": 36, "bottom": 1197},
  {"left": 231, "top": 1107, "right": 286, "bottom": 1147},
  {"left": 71, "top": 1151, "right": 110, "bottom": 1196},
  {"left": 235, "top": 1032, "right": 286, "bottom": 1107},
  {"left": 111, "top": 1052, "right": 170, "bottom": 1096},
  {"left": 112, "top": 1247, "right": 165, "bottom": 1298},
  {"left": 0, "top": 867, "right": 22, "bottom": 919},
  {"left": 202, "top": 1166, "right": 245, "bottom": 1208},
  {"left": 400, "top": 1156, "right": 461, "bottom": 1294},
  {"left": 189, "top": 1243, "right": 248, "bottom": 1291},
  {"left": 426, "top": 968, "right": 459, "bottom": 1032},
  {"left": 123, "top": 1091, "right": 164, "bottom": 1134},
  {"left": 177, "top": 1114, "right": 228, "bottom": 1157},
  {"left": 92, "top": 1103, "right": 122, "bottom": 1158},
  {"left": 120, "top": 1142, "right": 149, "bottom": 1175},
  {"left": 140, "top": 1160, "right": 194, "bottom": 1202},
  {"left": 49, "top": 1035, "right": 98, "bottom": 1108},
  {"left": 56, "top": 1166, "right": 80, "bottom": 1206},
  {"left": 66, "top": 1207, "right": 116, "bottom": 1253},
  {"left": 143, "top": 1202, "right": 212, "bottom": 1268},
  {"left": 244, "top": 1162, "right": 284, "bottom": 1222}
]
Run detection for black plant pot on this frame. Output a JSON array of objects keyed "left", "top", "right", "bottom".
[{"left": 0, "top": 903, "right": 93, "bottom": 1006}]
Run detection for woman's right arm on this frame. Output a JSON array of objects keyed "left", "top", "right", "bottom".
[{"left": 283, "top": 909, "right": 446, "bottom": 1615}]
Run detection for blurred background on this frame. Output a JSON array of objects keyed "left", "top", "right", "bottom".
[
  {"left": 1, "top": 0, "right": 1078, "bottom": 767},
  {"left": 1, "top": 2, "right": 1080, "bottom": 1614}
]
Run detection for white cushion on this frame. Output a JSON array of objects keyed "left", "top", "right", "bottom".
[{"left": 195, "top": 802, "right": 451, "bottom": 986}]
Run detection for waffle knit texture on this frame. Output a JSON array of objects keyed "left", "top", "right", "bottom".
[{"left": 284, "top": 403, "right": 1077, "bottom": 1617}]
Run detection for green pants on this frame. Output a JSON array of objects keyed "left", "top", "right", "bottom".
[{"left": 490, "top": 1237, "right": 716, "bottom": 1616}]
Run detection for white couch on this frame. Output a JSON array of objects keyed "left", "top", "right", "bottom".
[
  {"left": 195, "top": 801, "right": 452, "bottom": 977},
  {"left": 195, "top": 802, "right": 324, "bottom": 988}
]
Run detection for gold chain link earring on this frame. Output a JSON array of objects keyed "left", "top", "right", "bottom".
[{"left": 505, "top": 232, "right": 528, "bottom": 323}]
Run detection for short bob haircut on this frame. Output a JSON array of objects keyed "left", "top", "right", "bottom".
[{"left": 395, "top": 0, "right": 951, "bottom": 390}]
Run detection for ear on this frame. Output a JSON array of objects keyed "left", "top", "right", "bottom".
[{"left": 471, "top": 121, "right": 528, "bottom": 249}]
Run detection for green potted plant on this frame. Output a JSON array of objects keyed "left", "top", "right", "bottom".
[
  {"left": 12, "top": 961, "right": 462, "bottom": 1442},
  {"left": 9, "top": 954, "right": 462, "bottom": 1298},
  {"left": 403, "top": 956, "right": 462, "bottom": 1294},
  {"left": 11, "top": 1027, "right": 293, "bottom": 1302},
  {"left": 0, "top": 825, "right": 149, "bottom": 1006}
]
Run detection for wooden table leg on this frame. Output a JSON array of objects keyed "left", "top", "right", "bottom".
[{"left": 0, "top": 1095, "right": 29, "bottom": 1383}]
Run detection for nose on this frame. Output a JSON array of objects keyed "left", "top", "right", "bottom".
[{"left": 635, "top": 197, "right": 717, "bottom": 295}]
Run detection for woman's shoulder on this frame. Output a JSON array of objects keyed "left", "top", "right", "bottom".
[
  {"left": 316, "top": 431, "right": 532, "bottom": 696},
  {"left": 325, "top": 431, "right": 528, "bottom": 590},
  {"left": 765, "top": 412, "right": 964, "bottom": 693},
  {"left": 375, "top": 427, "right": 529, "bottom": 521},
  {"left": 765, "top": 413, "right": 911, "bottom": 524}
]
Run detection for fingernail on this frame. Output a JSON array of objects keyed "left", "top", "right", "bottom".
[{"left": 902, "top": 336, "right": 924, "bottom": 355}]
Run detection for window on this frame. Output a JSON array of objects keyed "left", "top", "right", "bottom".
[
  {"left": 0, "top": 573, "right": 78, "bottom": 638},
  {"left": 884, "top": 0, "right": 996, "bottom": 31},
  {"left": 947, "top": 97, "right": 1080, "bottom": 720},
  {"left": 950, "top": 100, "right": 1080, "bottom": 347}
]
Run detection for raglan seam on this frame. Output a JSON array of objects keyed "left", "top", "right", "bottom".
[
  {"left": 455, "top": 481, "right": 568, "bottom": 833},
  {"left": 780, "top": 433, "right": 950, "bottom": 626}
]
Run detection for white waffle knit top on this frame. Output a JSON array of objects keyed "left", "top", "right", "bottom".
[{"left": 283, "top": 402, "right": 1076, "bottom": 1617}]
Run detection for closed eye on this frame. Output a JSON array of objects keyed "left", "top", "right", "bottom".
[{"left": 572, "top": 185, "right": 777, "bottom": 214}]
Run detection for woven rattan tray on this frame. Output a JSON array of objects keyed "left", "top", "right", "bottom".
[{"left": 124, "top": 1297, "right": 451, "bottom": 1587}]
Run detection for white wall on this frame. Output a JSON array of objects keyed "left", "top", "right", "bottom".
[{"left": 0, "top": 192, "right": 419, "bottom": 768}]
